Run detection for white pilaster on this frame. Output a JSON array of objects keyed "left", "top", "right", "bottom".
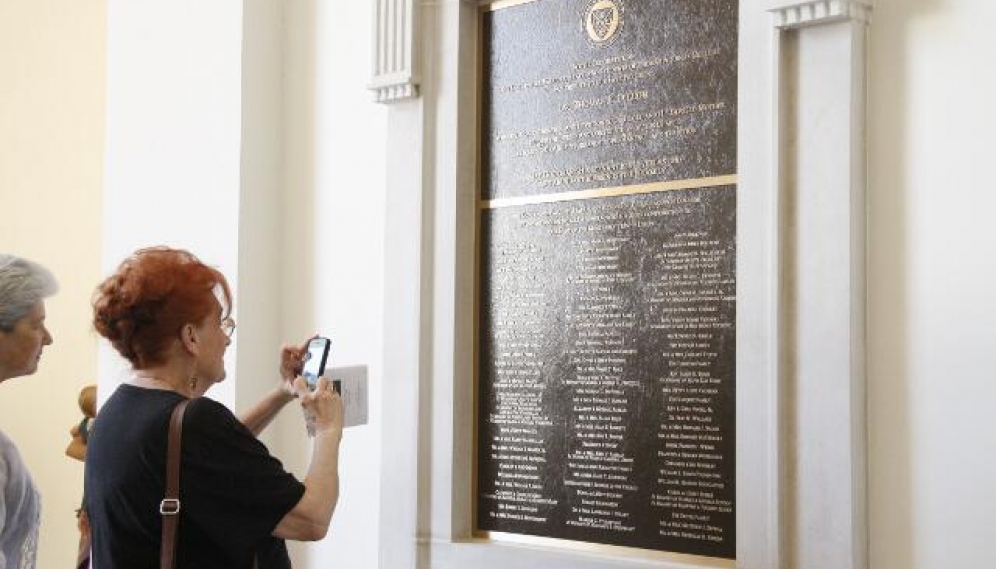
[
  {"left": 236, "top": 0, "right": 287, "bottom": 420},
  {"left": 766, "top": 2, "right": 871, "bottom": 569},
  {"left": 378, "top": 100, "right": 427, "bottom": 569},
  {"left": 370, "top": 0, "right": 420, "bottom": 102},
  {"left": 735, "top": 6, "right": 783, "bottom": 569},
  {"left": 770, "top": 0, "right": 871, "bottom": 29}
]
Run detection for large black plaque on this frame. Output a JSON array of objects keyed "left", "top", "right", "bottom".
[{"left": 477, "top": 0, "right": 737, "bottom": 560}]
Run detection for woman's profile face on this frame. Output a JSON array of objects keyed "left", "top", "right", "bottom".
[
  {"left": 193, "top": 302, "right": 232, "bottom": 387},
  {"left": 0, "top": 301, "right": 53, "bottom": 381}
]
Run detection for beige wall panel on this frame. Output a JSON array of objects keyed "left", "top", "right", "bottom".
[{"left": 0, "top": 1, "right": 105, "bottom": 567}]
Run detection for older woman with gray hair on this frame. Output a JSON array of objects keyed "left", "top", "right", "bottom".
[{"left": 0, "top": 254, "right": 58, "bottom": 569}]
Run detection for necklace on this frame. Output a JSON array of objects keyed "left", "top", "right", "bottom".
[{"left": 131, "top": 374, "right": 195, "bottom": 397}]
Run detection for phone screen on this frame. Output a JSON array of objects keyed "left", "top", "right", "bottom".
[{"left": 302, "top": 337, "right": 331, "bottom": 389}]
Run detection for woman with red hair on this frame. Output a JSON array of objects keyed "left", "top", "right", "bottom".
[{"left": 85, "top": 247, "right": 343, "bottom": 568}]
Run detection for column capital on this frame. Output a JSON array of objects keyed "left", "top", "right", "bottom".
[
  {"left": 768, "top": 0, "right": 871, "bottom": 29},
  {"left": 370, "top": 0, "right": 420, "bottom": 103}
]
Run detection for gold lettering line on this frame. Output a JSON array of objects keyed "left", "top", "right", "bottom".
[
  {"left": 481, "top": 174, "right": 738, "bottom": 209},
  {"left": 471, "top": 531, "right": 737, "bottom": 567},
  {"left": 483, "top": 0, "right": 543, "bottom": 13}
]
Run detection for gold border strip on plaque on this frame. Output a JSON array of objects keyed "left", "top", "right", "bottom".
[
  {"left": 483, "top": 0, "right": 544, "bottom": 13},
  {"left": 481, "top": 173, "right": 738, "bottom": 209},
  {"left": 474, "top": 531, "right": 738, "bottom": 568},
  {"left": 471, "top": 0, "right": 488, "bottom": 537}
]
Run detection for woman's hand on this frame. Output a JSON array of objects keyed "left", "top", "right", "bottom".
[
  {"left": 274, "top": 376, "right": 344, "bottom": 541},
  {"left": 293, "top": 376, "right": 345, "bottom": 437},
  {"left": 278, "top": 336, "right": 315, "bottom": 397}
]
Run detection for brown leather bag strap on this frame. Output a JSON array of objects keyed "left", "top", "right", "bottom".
[{"left": 161, "top": 398, "right": 192, "bottom": 569}]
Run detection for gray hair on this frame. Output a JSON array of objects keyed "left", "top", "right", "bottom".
[{"left": 0, "top": 254, "right": 59, "bottom": 331}]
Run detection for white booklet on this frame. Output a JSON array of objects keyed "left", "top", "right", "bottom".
[{"left": 329, "top": 365, "right": 369, "bottom": 427}]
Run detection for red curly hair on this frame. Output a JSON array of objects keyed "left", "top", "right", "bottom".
[{"left": 93, "top": 247, "right": 232, "bottom": 369}]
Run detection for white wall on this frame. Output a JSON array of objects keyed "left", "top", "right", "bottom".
[
  {"left": 0, "top": 1, "right": 105, "bottom": 566},
  {"left": 867, "top": 1, "right": 996, "bottom": 568},
  {"left": 277, "top": 1, "right": 386, "bottom": 566},
  {"left": 102, "top": 0, "right": 246, "bottom": 406}
]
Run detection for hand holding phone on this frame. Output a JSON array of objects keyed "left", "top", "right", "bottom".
[{"left": 301, "top": 337, "right": 331, "bottom": 390}]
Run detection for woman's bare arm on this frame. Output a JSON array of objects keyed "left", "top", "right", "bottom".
[
  {"left": 273, "top": 427, "right": 342, "bottom": 540},
  {"left": 238, "top": 389, "right": 295, "bottom": 436},
  {"left": 273, "top": 376, "right": 344, "bottom": 541}
]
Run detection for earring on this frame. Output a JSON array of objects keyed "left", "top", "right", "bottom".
[{"left": 189, "top": 377, "right": 198, "bottom": 391}]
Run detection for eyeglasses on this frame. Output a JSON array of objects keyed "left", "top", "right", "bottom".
[{"left": 220, "top": 317, "right": 236, "bottom": 339}]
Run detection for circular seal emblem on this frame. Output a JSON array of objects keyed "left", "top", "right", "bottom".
[{"left": 584, "top": 0, "right": 624, "bottom": 46}]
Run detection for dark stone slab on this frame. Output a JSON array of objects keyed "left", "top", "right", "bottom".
[
  {"left": 477, "top": 188, "right": 736, "bottom": 557},
  {"left": 482, "top": 0, "right": 738, "bottom": 202}
]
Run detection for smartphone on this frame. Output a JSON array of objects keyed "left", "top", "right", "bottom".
[{"left": 301, "top": 337, "right": 331, "bottom": 390}]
